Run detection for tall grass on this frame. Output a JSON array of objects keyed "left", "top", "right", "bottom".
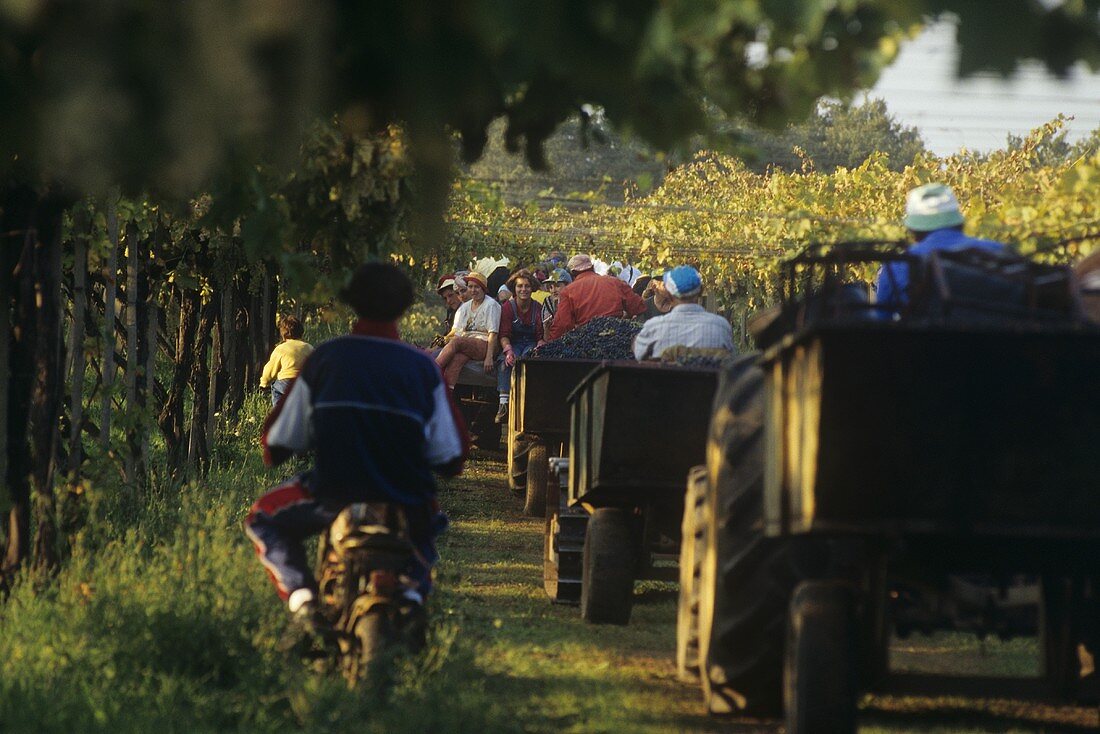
[{"left": 0, "top": 389, "right": 517, "bottom": 733}]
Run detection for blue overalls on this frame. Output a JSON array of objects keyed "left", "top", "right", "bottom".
[{"left": 498, "top": 301, "right": 541, "bottom": 395}]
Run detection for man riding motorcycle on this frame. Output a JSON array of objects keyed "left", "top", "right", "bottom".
[{"left": 245, "top": 262, "right": 469, "bottom": 638}]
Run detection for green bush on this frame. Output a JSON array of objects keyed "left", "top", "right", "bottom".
[{"left": 0, "top": 390, "right": 515, "bottom": 733}]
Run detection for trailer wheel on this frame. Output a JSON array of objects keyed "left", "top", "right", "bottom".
[
  {"left": 523, "top": 443, "right": 548, "bottom": 517},
  {"left": 676, "top": 465, "right": 708, "bottom": 681},
  {"left": 784, "top": 581, "right": 858, "bottom": 734},
  {"left": 580, "top": 508, "right": 636, "bottom": 625},
  {"left": 507, "top": 431, "right": 530, "bottom": 495}
]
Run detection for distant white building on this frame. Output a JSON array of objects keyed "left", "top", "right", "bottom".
[{"left": 863, "top": 20, "right": 1100, "bottom": 156}]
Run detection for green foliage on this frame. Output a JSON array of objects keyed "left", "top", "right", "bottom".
[
  {"left": 6, "top": 1, "right": 1100, "bottom": 210},
  {"left": 447, "top": 117, "right": 1100, "bottom": 320},
  {"left": 400, "top": 296, "right": 449, "bottom": 349},
  {"left": 1005, "top": 117, "right": 1100, "bottom": 167},
  {"left": 466, "top": 114, "right": 670, "bottom": 204},
  {"left": 718, "top": 99, "right": 928, "bottom": 173},
  {"left": 0, "top": 394, "right": 518, "bottom": 734}
]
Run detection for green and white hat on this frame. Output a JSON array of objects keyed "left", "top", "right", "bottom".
[{"left": 903, "top": 182, "right": 965, "bottom": 232}]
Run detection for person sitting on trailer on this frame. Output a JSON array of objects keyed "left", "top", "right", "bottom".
[
  {"left": 435, "top": 271, "right": 501, "bottom": 386},
  {"left": 638, "top": 274, "right": 674, "bottom": 322},
  {"left": 540, "top": 267, "right": 571, "bottom": 333},
  {"left": 548, "top": 253, "right": 646, "bottom": 340},
  {"left": 632, "top": 265, "right": 734, "bottom": 360},
  {"left": 259, "top": 316, "right": 313, "bottom": 407},
  {"left": 453, "top": 272, "right": 473, "bottom": 303},
  {"left": 529, "top": 266, "right": 551, "bottom": 305},
  {"left": 436, "top": 274, "right": 461, "bottom": 339},
  {"left": 875, "top": 183, "right": 1007, "bottom": 312},
  {"left": 494, "top": 270, "right": 546, "bottom": 423},
  {"left": 246, "top": 262, "right": 468, "bottom": 639}
]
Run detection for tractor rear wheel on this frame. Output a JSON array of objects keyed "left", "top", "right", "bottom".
[
  {"left": 697, "top": 356, "right": 832, "bottom": 717},
  {"left": 676, "top": 465, "right": 708, "bottom": 681},
  {"left": 784, "top": 581, "right": 859, "bottom": 734}
]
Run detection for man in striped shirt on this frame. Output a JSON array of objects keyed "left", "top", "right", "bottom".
[{"left": 632, "top": 265, "right": 734, "bottom": 360}]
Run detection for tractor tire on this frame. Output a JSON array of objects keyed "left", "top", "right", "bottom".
[
  {"left": 580, "top": 508, "right": 636, "bottom": 625},
  {"left": 697, "top": 356, "right": 830, "bottom": 718},
  {"left": 676, "top": 465, "right": 709, "bottom": 681},
  {"left": 523, "top": 443, "right": 549, "bottom": 517},
  {"left": 784, "top": 581, "right": 859, "bottom": 734}
]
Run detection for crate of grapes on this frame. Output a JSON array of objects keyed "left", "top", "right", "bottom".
[
  {"left": 506, "top": 358, "right": 601, "bottom": 512},
  {"left": 507, "top": 317, "right": 644, "bottom": 518}
]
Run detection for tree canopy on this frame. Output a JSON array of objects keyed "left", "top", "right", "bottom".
[{"left": 5, "top": 1, "right": 1100, "bottom": 207}]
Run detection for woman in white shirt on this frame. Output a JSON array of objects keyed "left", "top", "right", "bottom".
[{"left": 435, "top": 271, "right": 501, "bottom": 386}]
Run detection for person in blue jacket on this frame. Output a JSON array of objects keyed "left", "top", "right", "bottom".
[
  {"left": 876, "top": 183, "right": 1007, "bottom": 312},
  {"left": 245, "top": 262, "right": 468, "bottom": 633}
]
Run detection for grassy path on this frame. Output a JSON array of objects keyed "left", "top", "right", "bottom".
[
  {"left": 434, "top": 450, "right": 759, "bottom": 734},
  {"left": 436, "top": 450, "right": 1098, "bottom": 734},
  {"left": 0, "top": 429, "right": 1094, "bottom": 733}
]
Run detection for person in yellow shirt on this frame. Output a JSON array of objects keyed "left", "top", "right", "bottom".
[{"left": 260, "top": 316, "right": 313, "bottom": 406}]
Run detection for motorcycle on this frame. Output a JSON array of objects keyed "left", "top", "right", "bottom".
[{"left": 315, "top": 502, "right": 426, "bottom": 683}]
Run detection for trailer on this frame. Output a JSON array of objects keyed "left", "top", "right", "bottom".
[
  {"left": 680, "top": 243, "right": 1100, "bottom": 732},
  {"left": 452, "top": 361, "right": 502, "bottom": 448},
  {"left": 506, "top": 358, "right": 599, "bottom": 516},
  {"left": 543, "top": 361, "right": 719, "bottom": 623}
]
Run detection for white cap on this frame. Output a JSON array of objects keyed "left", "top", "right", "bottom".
[{"left": 904, "top": 183, "right": 965, "bottom": 232}]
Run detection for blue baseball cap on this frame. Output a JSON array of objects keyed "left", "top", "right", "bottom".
[{"left": 663, "top": 265, "right": 702, "bottom": 298}]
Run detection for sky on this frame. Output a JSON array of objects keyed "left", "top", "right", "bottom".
[{"left": 863, "top": 20, "right": 1100, "bottom": 156}]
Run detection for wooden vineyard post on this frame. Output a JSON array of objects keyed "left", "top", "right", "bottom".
[
  {"left": 101, "top": 195, "right": 118, "bottom": 452},
  {"left": 124, "top": 221, "right": 145, "bottom": 490},
  {"left": 0, "top": 211, "right": 10, "bottom": 577},
  {"left": 28, "top": 198, "right": 66, "bottom": 572},
  {"left": 68, "top": 208, "right": 89, "bottom": 478}
]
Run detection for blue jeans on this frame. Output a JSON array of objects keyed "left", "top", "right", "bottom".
[
  {"left": 497, "top": 340, "right": 537, "bottom": 395},
  {"left": 271, "top": 379, "right": 292, "bottom": 406}
]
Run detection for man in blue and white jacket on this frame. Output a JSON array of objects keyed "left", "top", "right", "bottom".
[
  {"left": 245, "top": 262, "right": 468, "bottom": 626},
  {"left": 875, "top": 182, "right": 1007, "bottom": 311}
]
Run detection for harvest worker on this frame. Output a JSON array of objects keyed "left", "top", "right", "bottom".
[
  {"left": 454, "top": 272, "right": 473, "bottom": 302},
  {"left": 632, "top": 265, "right": 734, "bottom": 360},
  {"left": 876, "top": 182, "right": 1007, "bottom": 310},
  {"left": 494, "top": 270, "right": 545, "bottom": 423},
  {"left": 548, "top": 253, "right": 646, "bottom": 340},
  {"left": 435, "top": 270, "right": 501, "bottom": 386},
  {"left": 437, "top": 274, "right": 461, "bottom": 337},
  {"left": 639, "top": 274, "right": 673, "bottom": 322},
  {"left": 529, "top": 267, "right": 550, "bottom": 304},
  {"left": 541, "top": 267, "right": 571, "bottom": 333},
  {"left": 246, "top": 262, "right": 467, "bottom": 637},
  {"left": 259, "top": 316, "right": 313, "bottom": 407}
]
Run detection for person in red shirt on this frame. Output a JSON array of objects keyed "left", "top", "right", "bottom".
[{"left": 548, "top": 253, "right": 647, "bottom": 340}]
